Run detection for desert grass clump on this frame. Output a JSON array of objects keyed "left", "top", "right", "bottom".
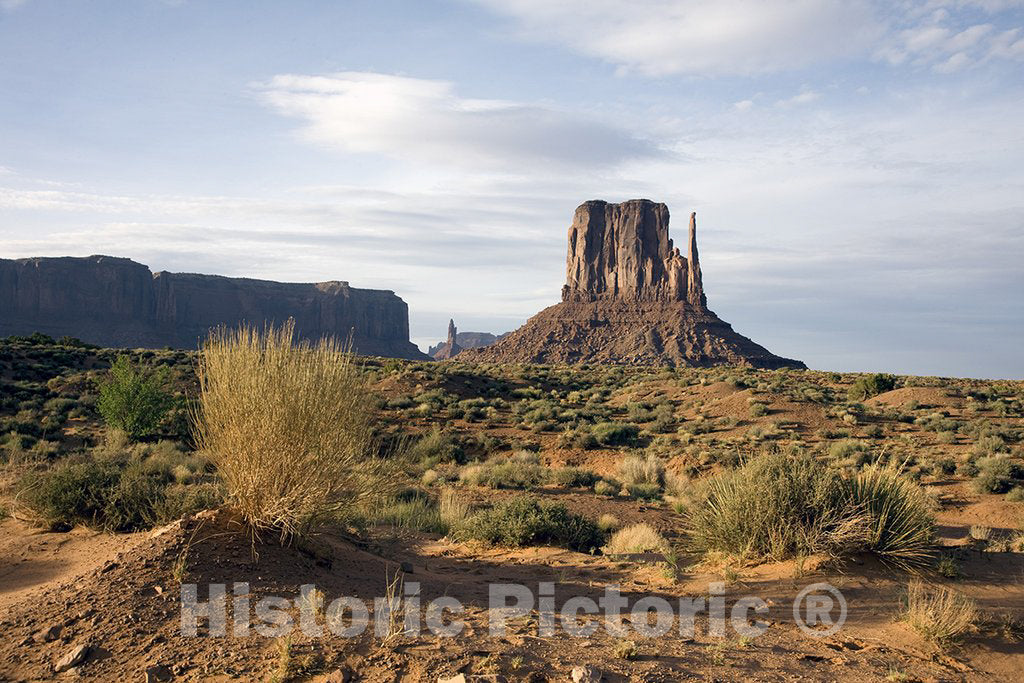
[
  {"left": 847, "top": 464, "right": 935, "bottom": 568},
  {"left": 597, "top": 513, "right": 620, "bottom": 533},
  {"left": 684, "top": 453, "right": 868, "bottom": 562},
  {"left": 438, "top": 488, "right": 471, "bottom": 530},
  {"left": 372, "top": 490, "right": 444, "bottom": 534},
  {"left": 904, "top": 579, "right": 977, "bottom": 643},
  {"left": 604, "top": 523, "right": 669, "bottom": 555},
  {"left": 685, "top": 454, "right": 936, "bottom": 567},
  {"left": 458, "top": 451, "right": 546, "bottom": 489},
  {"left": 193, "top": 321, "right": 395, "bottom": 540},
  {"left": 451, "top": 496, "right": 603, "bottom": 552},
  {"left": 618, "top": 452, "right": 665, "bottom": 488}
]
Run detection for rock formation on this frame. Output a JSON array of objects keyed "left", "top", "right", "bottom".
[
  {"left": 461, "top": 199, "right": 804, "bottom": 368},
  {"left": 0, "top": 255, "right": 428, "bottom": 359},
  {"left": 428, "top": 328, "right": 506, "bottom": 358},
  {"left": 431, "top": 318, "right": 464, "bottom": 360},
  {"left": 563, "top": 199, "right": 706, "bottom": 308}
]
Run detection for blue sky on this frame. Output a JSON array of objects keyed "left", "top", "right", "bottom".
[{"left": 1, "top": 1, "right": 1022, "bottom": 378}]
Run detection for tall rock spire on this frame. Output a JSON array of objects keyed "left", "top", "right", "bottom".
[
  {"left": 686, "top": 212, "right": 706, "bottom": 309},
  {"left": 433, "top": 318, "right": 463, "bottom": 360}
]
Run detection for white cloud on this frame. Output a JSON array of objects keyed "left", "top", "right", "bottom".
[
  {"left": 467, "top": 0, "right": 882, "bottom": 76},
  {"left": 257, "top": 71, "right": 659, "bottom": 169},
  {"left": 776, "top": 89, "right": 820, "bottom": 107},
  {"left": 469, "top": 0, "right": 1024, "bottom": 76},
  {"left": 733, "top": 99, "right": 754, "bottom": 111}
]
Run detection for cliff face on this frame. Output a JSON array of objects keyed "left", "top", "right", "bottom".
[
  {"left": 0, "top": 255, "right": 427, "bottom": 359},
  {"left": 462, "top": 199, "right": 803, "bottom": 368},
  {"left": 563, "top": 199, "right": 705, "bottom": 308}
]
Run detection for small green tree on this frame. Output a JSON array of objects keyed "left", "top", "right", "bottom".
[
  {"left": 847, "top": 373, "right": 897, "bottom": 401},
  {"left": 96, "top": 356, "right": 173, "bottom": 441}
]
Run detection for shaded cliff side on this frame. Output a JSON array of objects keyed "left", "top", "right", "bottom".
[
  {"left": 0, "top": 255, "right": 428, "bottom": 359},
  {"left": 462, "top": 199, "right": 804, "bottom": 369}
]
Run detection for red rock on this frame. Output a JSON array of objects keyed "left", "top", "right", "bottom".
[
  {"left": 0, "top": 255, "right": 427, "bottom": 359},
  {"left": 464, "top": 199, "right": 803, "bottom": 368}
]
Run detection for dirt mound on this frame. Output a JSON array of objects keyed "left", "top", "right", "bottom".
[
  {"left": 867, "top": 386, "right": 959, "bottom": 409},
  {"left": 0, "top": 511, "right": 399, "bottom": 681}
]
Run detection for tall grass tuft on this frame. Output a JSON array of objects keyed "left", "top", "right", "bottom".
[
  {"left": 684, "top": 453, "right": 936, "bottom": 567},
  {"left": 193, "top": 320, "right": 395, "bottom": 540},
  {"left": 684, "top": 453, "right": 868, "bottom": 562},
  {"left": 604, "top": 523, "right": 669, "bottom": 555},
  {"left": 847, "top": 463, "right": 935, "bottom": 568},
  {"left": 904, "top": 579, "right": 977, "bottom": 643}
]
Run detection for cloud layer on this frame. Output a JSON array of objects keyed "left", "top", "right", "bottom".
[
  {"left": 468, "top": 0, "right": 1024, "bottom": 76},
  {"left": 258, "top": 72, "right": 659, "bottom": 168}
]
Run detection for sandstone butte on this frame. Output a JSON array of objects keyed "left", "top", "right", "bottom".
[
  {"left": 0, "top": 255, "right": 428, "bottom": 359},
  {"left": 459, "top": 199, "right": 805, "bottom": 368}
]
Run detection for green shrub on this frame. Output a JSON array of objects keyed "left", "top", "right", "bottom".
[
  {"left": 371, "top": 490, "right": 444, "bottom": 534},
  {"left": 848, "top": 373, "right": 897, "bottom": 401},
  {"left": 409, "top": 428, "right": 464, "bottom": 465},
  {"left": 551, "top": 467, "right": 599, "bottom": 489},
  {"left": 100, "top": 460, "right": 172, "bottom": 531},
  {"left": 972, "top": 455, "right": 1022, "bottom": 494},
  {"left": 96, "top": 356, "right": 173, "bottom": 441},
  {"left": 972, "top": 434, "right": 1007, "bottom": 458},
  {"left": 591, "top": 422, "right": 641, "bottom": 447},
  {"left": 19, "top": 460, "right": 120, "bottom": 530},
  {"left": 594, "top": 479, "right": 619, "bottom": 496},
  {"left": 846, "top": 464, "right": 935, "bottom": 568},
  {"left": 19, "top": 452, "right": 218, "bottom": 532},
  {"left": 557, "top": 426, "right": 597, "bottom": 450},
  {"left": 153, "top": 482, "right": 223, "bottom": 523},
  {"left": 459, "top": 451, "right": 546, "bottom": 489},
  {"left": 828, "top": 439, "right": 872, "bottom": 467},
  {"left": 452, "top": 496, "right": 603, "bottom": 552},
  {"left": 684, "top": 454, "right": 936, "bottom": 568},
  {"left": 684, "top": 454, "right": 863, "bottom": 562}
]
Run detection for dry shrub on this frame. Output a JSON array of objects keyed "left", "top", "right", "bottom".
[
  {"left": 597, "top": 513, "right": 620, "bottom": 533},
  {"left": 618, "top": 453, "right": 665, "bottom": 487},
  {"left": 193, "top": 321, "right": 395, "bottom": 539},
  {"left": 904, "top": 579, "right": 977, "bottom": 643},
  {"left": 604, "top": 523, "right": 669, "bottom": 555}
]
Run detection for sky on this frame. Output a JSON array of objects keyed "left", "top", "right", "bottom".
[{"left": 0, "top": 1, "right": 1022, "bottom": 378}]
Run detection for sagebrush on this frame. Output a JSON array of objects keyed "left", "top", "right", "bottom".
[{"left": 193, "top": 321, "right": 395, "bottom": 539}]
